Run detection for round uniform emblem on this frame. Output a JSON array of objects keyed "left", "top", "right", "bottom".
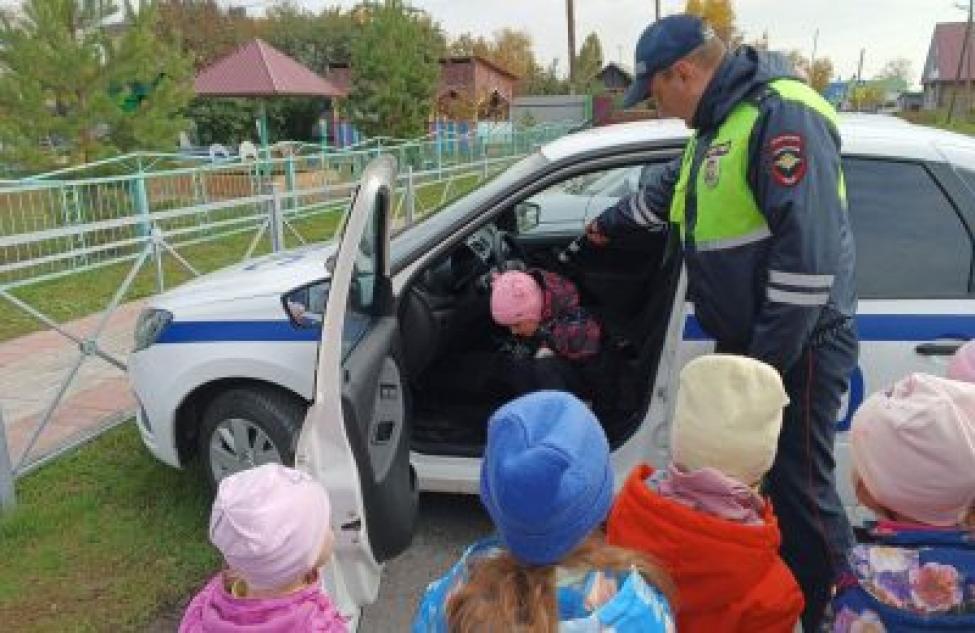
[{"left": 703, "top": 154, "right": 720, "bottom": 188}]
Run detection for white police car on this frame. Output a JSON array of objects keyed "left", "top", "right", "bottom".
[{"left": 129, "top": 116, "right": 975, "bottom": 619}]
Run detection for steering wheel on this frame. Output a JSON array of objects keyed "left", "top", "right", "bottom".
[{"left": 450, "top": 227, "right": 526, "bottom": 293}]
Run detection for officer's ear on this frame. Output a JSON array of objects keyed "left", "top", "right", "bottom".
[{"left": 669, "top": 59, "right": 697, "bottom": 85}]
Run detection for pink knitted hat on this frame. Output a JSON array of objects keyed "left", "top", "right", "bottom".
[
  {"left": 490, "top": 271, "right": 543, "bottom": 326},
  {"left": 947, "top": 340, "right": 975, "bottom": 383},
  {"left": 209, "top": 464, "right": 331, "bottom": 590},
  {"left": 851, "top": 373, "right": 975, "bottom": 527}
]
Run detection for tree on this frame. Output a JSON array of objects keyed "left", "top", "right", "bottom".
[
  {"left": 0, "top": 0, "right": 193, "bottom": 170},
  {"left": 448, "top": 32, "right": 491, "bottom": 58},
  {"left": 107, "top": 1, "right": 195, "bottom": 152},
  {"left": 522, "top": 59, "right": 570, "bottom": 95},
  {"left": 346, "top": 0, "right": 441, "bottom": 138},
  {"left": 156, "top": 0, "right": 257, "bottom": 70},
  {"left": 808, "top": 58, "right": 834, "bottom": 94},
  {"left": 850, "top": 83, "right": 885, "bottom": 112},
  {"left": 877, "top": 58, "right": 913, "bottom": 85},
  {"left": 784, "top": 50, "right": 834, "bottom": 94},
  {"left": 684, "top": 0, "right": 737, "bottom": 45},
  {"left": 575, "top": 32, "right": 603, "bottom": 91},
  {"left": 263, "top": 3, "right": 355, "bottom": 73},
  {"left": 489, "top": 28, "right": 535, "bottom": 79}
]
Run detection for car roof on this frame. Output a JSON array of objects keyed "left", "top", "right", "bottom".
[{"left": 540, "top": 114, "right": 975, "bottom": 165}]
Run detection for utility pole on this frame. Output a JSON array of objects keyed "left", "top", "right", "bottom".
[
  {"left": 810, "top": 28, "right": 819, "bottom": 68},
  {"left": 948, "top": 0, "right": 974, "bottom": 123},
  {"left": 566, "top": 0, "right": 576, "bottom": 91},
  {"left": 853, "top": 48, "right": 867, "bottom": 112},
  {"left": 655, "top": 0, "right": 661, "bottom": 20}
]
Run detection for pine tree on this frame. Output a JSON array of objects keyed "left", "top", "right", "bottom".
[
  {"left": 346, "top": 0, "right": 441, "bottom": 138},
  {"left": 575, "top": 32, "right": 604, "bottom": 91},
  {"left": 107, "top": 1, "right": 194, "bottom": 154},
  {"left": 0, "top": 0, "right": 193, "bottom": 171}
]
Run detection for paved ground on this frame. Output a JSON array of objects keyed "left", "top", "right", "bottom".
[
  {"left": 0, "top": 300, "right": 141, "bottom": 470},
  {"left": 360, "top": 493, "right": 493, "bottom": 631}
]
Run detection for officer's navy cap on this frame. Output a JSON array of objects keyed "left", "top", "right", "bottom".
[{"left": 622, "top": 14, "right": 715, "bottom": 108}]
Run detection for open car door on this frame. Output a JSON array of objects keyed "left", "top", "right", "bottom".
[{"left": 296, "top": 155, "right": 418, "bottom": 626}]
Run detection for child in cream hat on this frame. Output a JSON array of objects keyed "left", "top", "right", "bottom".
[
  {"left": 608, "top": 354, "right": 804, "bottom": 632},
  {"left": 829, "top": 373, "right": 975, "bottom": 631},
  {"left": 179, "top": 464, "right": 347, "bottom": 632}
]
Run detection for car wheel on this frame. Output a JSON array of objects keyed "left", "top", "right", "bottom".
[{"left": 199, "top": 386, "right": 306, "bottom": 489}]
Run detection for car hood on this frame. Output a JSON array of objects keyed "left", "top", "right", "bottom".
[{"left": 153, "top": 242, "right": 338, "bottom": 310}]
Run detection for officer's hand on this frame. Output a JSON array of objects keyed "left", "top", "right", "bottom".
[{"left": 585, "top": 220, "right": 609, "bottom": 246}]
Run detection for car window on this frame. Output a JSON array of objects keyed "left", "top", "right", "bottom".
[
  {"left": 844, "top": 158, "right": 973, "bottom": 298},
  {"left": 390, "top": 152, "right": 549, "bottom": 266}
]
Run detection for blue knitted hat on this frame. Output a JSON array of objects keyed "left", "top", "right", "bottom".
[{"left": 480, "top": 391, "right": 613, "bottom": 566}]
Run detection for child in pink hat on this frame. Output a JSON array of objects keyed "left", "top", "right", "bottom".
[
  {"left": 490, "top": 269, "right": 601, "bottom": 359},
  {"left": 947, "top": 340, "right": 975, "bottom": 383},
  {"left": 179, "top": 464, "right": 347, "bottom": 633},
  {"left": 829, "top": 373, "right": 975, "bottom": 631},
  {"left": 489, "top": 269, "right": 604, "bottom": 402}
]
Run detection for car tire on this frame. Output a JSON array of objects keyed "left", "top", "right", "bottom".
[{"left": 199, "top": 386, "right": 307, "bottom": 490}]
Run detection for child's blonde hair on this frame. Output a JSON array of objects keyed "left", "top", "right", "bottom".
[{"left": 446, "top": 532, "right": 675, "bottom": 632}]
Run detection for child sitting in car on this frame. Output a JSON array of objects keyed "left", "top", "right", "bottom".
[
  {"left": 489, "top": 269, "right": 603, "bottom": 399},
  {"left": 829, "top": 373, "right": 975, "bottom": 632},
  {"left": 607, "top": 354, "right": 804, "bottom": 632},
  {"left": 179, "top": 464, "right": 347, "bottom": 633}
]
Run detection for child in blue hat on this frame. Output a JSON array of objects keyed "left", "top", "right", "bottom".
[{"left": 412, "top": 391, "right": 675, "bottom": 632}]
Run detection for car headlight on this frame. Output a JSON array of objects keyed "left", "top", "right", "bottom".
[{"left": 134, "top": 308, "right": 173, "bottom": 352}]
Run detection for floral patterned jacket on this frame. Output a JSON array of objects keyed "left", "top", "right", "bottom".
[{"left": 831, "top": 521, "right": 975, "bottom": 632}]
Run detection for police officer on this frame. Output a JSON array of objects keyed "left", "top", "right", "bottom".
[{"left": 587, "top": 15, "right": 858, "bottom": 630}]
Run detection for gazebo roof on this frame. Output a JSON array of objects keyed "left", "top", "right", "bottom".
[{"left": 194, "top": 39, "right": 346, "bottom": 98}]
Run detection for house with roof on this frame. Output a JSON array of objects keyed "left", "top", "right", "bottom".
[
  {"left": 922, "top": 22, "right": 975, "bottom": 110},
  {"left": 596, "top": 62, "right": 633, "bottom": 93},
  {"left": 325, "top": 55, "right": 518, "bottom": 123}
]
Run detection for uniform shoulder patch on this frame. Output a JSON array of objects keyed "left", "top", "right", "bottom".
[{"left": 769, "top": 133, "right": 806, "bottom": 187}]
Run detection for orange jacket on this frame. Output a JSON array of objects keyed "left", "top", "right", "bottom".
[{"left": 607, "top": 465, "right": 804, "bottom": 633}]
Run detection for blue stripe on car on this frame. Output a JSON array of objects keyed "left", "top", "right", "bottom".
[{"left": 157, "top": 320, "right": 320, "bottom": 343}]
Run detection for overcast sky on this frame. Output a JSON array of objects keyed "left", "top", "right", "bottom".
[{"left": 279, "top": 0, "right": 970, "bottom": 88}]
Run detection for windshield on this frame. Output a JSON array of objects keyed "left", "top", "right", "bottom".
[{"left": 390, "top": 152, "right": 550, "bottom": 267}]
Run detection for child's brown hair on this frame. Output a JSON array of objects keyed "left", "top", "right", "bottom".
[{"left": 445, "top": 531, "right": 674, "bottom": 632}]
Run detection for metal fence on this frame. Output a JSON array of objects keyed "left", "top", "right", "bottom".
[{"left": 0, "top": 120, "right": 583, "bottom": 482}]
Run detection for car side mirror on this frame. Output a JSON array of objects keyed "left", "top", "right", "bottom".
[
  {"left": 514, "top": 200, "right": 541, "bottom": 233},
  {"left": 282, "top": 281, "right": 330, "bottom": 328}
]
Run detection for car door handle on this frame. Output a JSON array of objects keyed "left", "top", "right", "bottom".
[{"left": 914, "top": 341, "right": 966, "bottom": 356}]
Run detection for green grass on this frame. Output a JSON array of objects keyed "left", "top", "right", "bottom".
[
  {"left": 0, "top": 423, "right": 219, "bottom": 632},
  {"left": 0, "top": 174, "right": 485, "bottom": 343}
]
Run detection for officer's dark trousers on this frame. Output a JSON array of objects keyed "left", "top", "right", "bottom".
[{"left": 766, "top": 324, "right": 858, "bottom": 631}]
